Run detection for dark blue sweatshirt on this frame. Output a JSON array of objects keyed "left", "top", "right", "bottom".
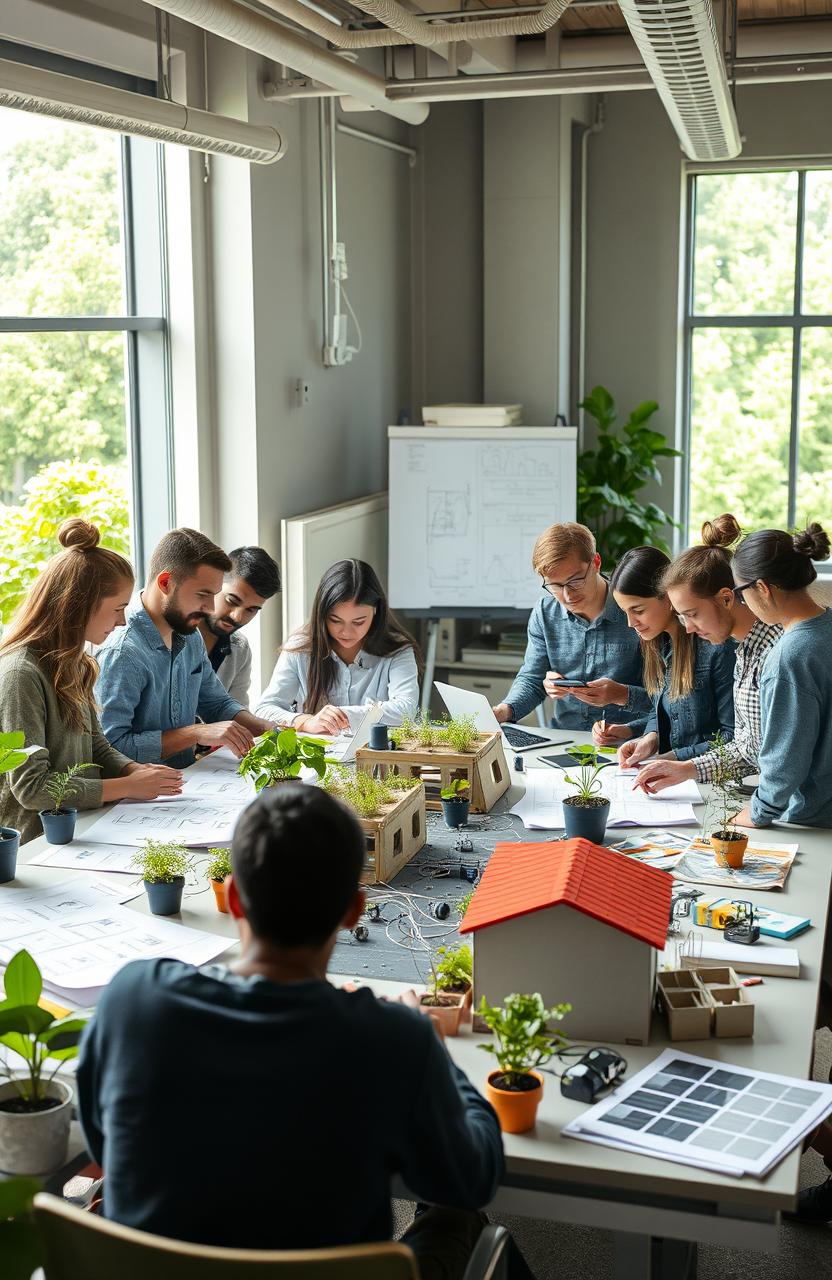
[{"left": 77, "top": 959, "right": 504, "bottom": 1248}]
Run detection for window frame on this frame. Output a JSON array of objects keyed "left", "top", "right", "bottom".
[
  {"left": 681, "top": 161, "right": 832, "bottom": 552},
  {"left": 0, "top": 43, "right": 174, "bottom": 581}
]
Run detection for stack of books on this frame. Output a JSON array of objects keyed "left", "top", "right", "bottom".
[{"left": 421, "top": 404, "right": 523, "bottom": 427}]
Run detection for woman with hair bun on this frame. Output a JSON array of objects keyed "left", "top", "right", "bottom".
[
  {"left": 634, "top": 514, "right": 782, "bottom": 796},
  {"left": 727, "top": 521, "right": 832, "bottom": 829},
  {"left": 0, "top": 519, "right": 183, "bottom": 843}
]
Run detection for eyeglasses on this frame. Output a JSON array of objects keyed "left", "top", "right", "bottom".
[
  {"left": 732, "top": 581, "right": 757, "bottom": 604},
  {"left": 542, "top": 563, "right": 593, "bottom": 596}
]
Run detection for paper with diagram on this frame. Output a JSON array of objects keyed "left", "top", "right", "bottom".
[
  {"left": 28, "top": 842, "right": 141, "bottom": 875},
  {"left": 81, "top": 797, "right": 246, "bottom": 847},
  {"left": 388, "top": 427, "right": 577, "bottom": 609},
  {"left": 511, "top": 769, "right": 699, "bottom": 830}
]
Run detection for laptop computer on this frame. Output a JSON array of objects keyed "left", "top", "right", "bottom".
[
  {"left": 434, "top": 682, "right": 552, "bottom": 752},
  {"left": 325, "top": 702, "right": 384, "bottom": 764}
]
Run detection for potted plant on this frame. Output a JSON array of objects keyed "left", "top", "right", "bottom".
[
  {"left": 238, "top": 727, "right": 330, "bottom": 790},
  {"left": 205, "top": 847, "right": 232, "bottom": 913},
  {"left": 560, "top": 744, "right": 612, "bottom": 843},
  {"left": 478, "top": 992, "right": 570, "bottom": 1134},
  {"left": 38, "top": 762, "right": 94, "bottom": 844},
  {"left": 440, "top": 777, "right": 470, "bottom": 829},
  {"left": 0, "top": 950, "right": 87, "bottom": 1175},
  {"left": 131, "top": 839, "right": 193, "bottom": 916},
  {"left": 0, "top": 732, "right": 27, "bottom": 884},
  {"left": 420, "top": 944, "right": 474, "bottom": 1036},
  {"left": 704, "top": 733, "right": 748, "bottom": 870}
]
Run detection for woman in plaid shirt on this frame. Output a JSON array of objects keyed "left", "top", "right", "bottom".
[{"left": 634, "top": 514, "right": 781, "bottom": 795}]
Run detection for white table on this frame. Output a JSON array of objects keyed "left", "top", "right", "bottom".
[{"left": 10, "top": 728, "right": 832, "bottom": 1279}]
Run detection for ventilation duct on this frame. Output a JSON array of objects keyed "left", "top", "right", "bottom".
[
  {"left": 351, "top": 0, "right": 571, "bottom": 44},
  {"left": 0, "top": 56, "right": 285, "bottom": 163},
  {"left": 617, "top": 0, "right": 741, "bottom": 160},
  {"left": 141, "top": 0, "right": 429, "bottom": 125}
]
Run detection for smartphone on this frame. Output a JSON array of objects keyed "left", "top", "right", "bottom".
[{"left": 548, "top": 679, "right": 588, "bottom": 688}]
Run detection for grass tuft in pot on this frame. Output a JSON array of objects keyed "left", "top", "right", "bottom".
[
  {"left": 131, "top": 839, "right": 193, "bottom": 916},
  {"left": 323, "top": 766, "right": 423, "bottom": 819},
  {"left": 478, "top": 992, "right": 570, "bottom": 1133},
  {"left": 238, "top": 727, "right": 330, "bottom": 791}
]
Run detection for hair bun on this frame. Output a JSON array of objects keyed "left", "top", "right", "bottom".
[
  {"left": 701, "top": 513, "right": 742, "bottom": 550},
  {"left": 57, "top": 518, "right": 101, "bottom": 552},
  {"left": 793, "top": 523, "right": 831, "bottom": 562}
]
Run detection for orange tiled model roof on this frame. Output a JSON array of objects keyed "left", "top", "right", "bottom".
[{"left": 459, "top": 838, "right": 672, "bottom": 951}]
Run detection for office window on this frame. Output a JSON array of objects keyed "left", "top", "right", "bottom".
[
  {"left": 0, "top": 100, "right": 170, "bottom": 624},
  {"left": 683, "top": 169, "right": 832, "bottom": 543}
]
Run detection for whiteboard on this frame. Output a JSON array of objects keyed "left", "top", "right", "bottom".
[{"left": 388, "top": 427, "right": 577, "bottom": 610}]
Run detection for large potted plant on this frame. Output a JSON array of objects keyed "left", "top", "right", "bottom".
[
  {"left": 38, "top": 763, "right": 94, "bottom": 844},
  {"left": 131, "top": 840, "right": 193, "bottom": 916},
  {"left": 419, "top": 943, "right": 474, "bottom": 1036},
  {"left": 238, "top": 728, "right": 329, "bottom": 791},
  {"left": 205, "top": 846, "right": 232, "bottom": 913},
  {"left": 560, "top": 744, "right": 612, "bottom": 843},
  {"left": 704, "top": 733, "right": 748, "bottom": 870},
  {"left": 478, "top": 992, "right": 570, "bottom": 1134},
  {"left": 0, "top": 732, "right": 27, "bottom": 884},
  {"left": 440, "top": 777, "right": 470, "bottom": 829},
  {"left": 0, "top": 950, "right": 87, "bottom": 1176}
]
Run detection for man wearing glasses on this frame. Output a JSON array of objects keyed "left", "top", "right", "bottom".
[{"left": 492, "top": 522, "right": 651, "bottom": 732}]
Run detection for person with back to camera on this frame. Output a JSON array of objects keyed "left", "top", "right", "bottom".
[
  {"left": 631, "top": 515, "right": 782, "bottom": 796},
  {"left": 592, "top": 545, "right": 736, "bottom": 765},
  {"left": 0, "top": 520, "right": 182, "bottom": 844},
  {"left": 255, "top": 559, "right": 420, "bottom": 732}
]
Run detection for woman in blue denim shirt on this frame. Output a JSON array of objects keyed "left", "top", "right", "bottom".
[{"left": 593, "top": 546, "right": 735, "bottom": 765}]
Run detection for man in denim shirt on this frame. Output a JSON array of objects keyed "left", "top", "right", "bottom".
[
  {"left": 97, "top": 529, "right": 277, "bottom": 769},
  {"left": 493, "top": 523, "right": 650, "bottom": 732}
]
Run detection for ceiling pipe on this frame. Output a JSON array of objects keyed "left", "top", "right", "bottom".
[
  {"left": 256, "top": 0, "right": 474, "bottom": 65},
  {"left": 350, "top": 0, "right": 572, "bottom": 45},
  {"left": 139, "top": 0, "right": 429, "bottom": 124}
]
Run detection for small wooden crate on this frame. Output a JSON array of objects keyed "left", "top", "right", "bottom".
[
  {"left": 358, "top": 784, "right": 426, "bottom": 885},
  {"left": 657, "top": 966, "right": 754, "bottom": 1040},
  {"left": 355, "top": 731, "right": 509, "bottom": 814}
]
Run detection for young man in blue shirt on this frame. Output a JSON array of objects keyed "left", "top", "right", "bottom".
[
  {"left": 96, "top": 529, "right": 277, "bottom": 768},
  {"left": 493, "top": 522, "right": 650, "bottom": 733},
  {"left": 77, "top": 786, "right": 529, "bottom": 1279},
  {"left": 197, "top": 545, "right": 281, "bottom": 708}
]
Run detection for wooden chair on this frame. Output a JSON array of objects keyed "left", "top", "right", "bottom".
[{"left": 33, "top": 1193, "right": 510, "bottom": 1280}]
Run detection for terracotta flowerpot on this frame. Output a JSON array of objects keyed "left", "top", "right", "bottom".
[
  {"left": 210, "top": 877, "right": 228, "bottom": 913},
  {"left": 710, "top": 831, "right": 749, "bottom": 870},
  {"left": 419, "top": 992, "right": 466, "bottom": 1037},
  {"left": 485, "top": 1070, "right": 543, "bottom": 1134}
]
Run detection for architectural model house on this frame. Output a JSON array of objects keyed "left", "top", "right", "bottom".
[{"left": 460, "top": 839, "right": 673, "bottom": 1046}]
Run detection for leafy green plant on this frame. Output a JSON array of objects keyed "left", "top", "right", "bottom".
[
  {"left": 131, "top": 839, "right": 192, "bottom": 884},
  {"left": 702, "top": 732, "right": 745, "bottom": 839},
  {"left": 388, "top": 714, "right": 416, "bottom": 749},
  {"left": 561, "top": 744, "right": 611, "bottom": 805},
  {"left": 434, "top": 943, "right": 473, "bottom": 993},
  {"left": 43, "top": 762, "right": 94, "bottom": 814},
  {"left": 415, "top": 712, "right": 443, "bottom": 749},
  {"left": 238, "top": 728, "right": 330, "bottom": 790},
  {"left": 440, "top": 777, "right": 470, "bottom": 802},
  {"left": 444, "top": 715, "right": 479, "bottom": 754},
  {"left": 457, "top": 890, "right": 475, "bottom": 919},
  {"left": 205, "top": 847, "right": 232, "bottom": 883},
  {"left": 0, "top": 732, "right": 27, "bottom": 776},
  {"left": 0, "top": 1176, "right": 42, "bottom": 1280},
  {"left": 389, "top": 714, "right": 480, "bottom": 754},
  {"left": 577, "top": 385, "right": 680, "bottom": 563},
  {"left": 478, "top": 992, "right": 570, "bottom": 1090},
  {"left": 0, "top": 950, "right": 87, "bottom": 1107}
]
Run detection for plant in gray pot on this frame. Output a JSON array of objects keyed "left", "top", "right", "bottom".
[
  {"left": 39, "top": 763, "right": 94, "bottom": 845},
  {"left": 0, "top": 949, "right": 87, "bottom": 1176},
  {"left": 131, "top": 839, "right": 193, "bottom": 916},
  {"left": 440, "top": 777, "right": 470, "bottom": 829},
  {"left": 0, "top": 732, "right": 28, "bottom": 884},
  {"left": 560, "top": 744, "right": 612, "bottom": 843}
]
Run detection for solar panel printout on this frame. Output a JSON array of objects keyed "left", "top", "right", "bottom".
[{"left": 564, "top": 1049, "right": 832, "bottom": 1178}]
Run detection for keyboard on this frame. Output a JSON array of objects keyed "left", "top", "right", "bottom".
[{"left": 501, "top": 724, "right": 551, "bottom": 750}]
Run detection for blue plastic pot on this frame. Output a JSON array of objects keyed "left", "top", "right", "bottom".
[
  {"left": 39, "top": 808, "right": 77, "bottom": 845},
  {"left": 0, "top": 828, "right": 19, "bottom": 884},
  {"left": 562, "top": 798, "right": 610, "bottom": 844},
  {"left": 441, "top": 798, "right": 470, "bottom": 830},
  {"left": 145, "top": 877, "right": 185, "bottom": 916}
]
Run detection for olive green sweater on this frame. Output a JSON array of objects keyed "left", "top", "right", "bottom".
[{"left": 0, "top": 648, "right": 132, "bottom": 845}]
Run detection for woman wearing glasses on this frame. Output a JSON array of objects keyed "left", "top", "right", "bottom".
[
  {"left": 594, "top": 544, "right": 736, "bottom": 765},
  {"left": 630, "top": 515, "right": 782, "bottom": 795},
  {"left": 724, "top": 522, "right": 831, "bottom": 830}
]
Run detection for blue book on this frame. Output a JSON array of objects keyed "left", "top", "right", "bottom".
[{"left": 753, "top": 907, "right": 812, "bottom": 940}]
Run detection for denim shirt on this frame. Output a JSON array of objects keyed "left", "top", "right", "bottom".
[
  {"left": 96, "top": 598, "right": 244, "bottom": 769},
  {"left": 642, "top": 634, "right": 736, "bottom": 761},
  {"left": 503, "top": 584, "right": 651, "bottom": 730}
]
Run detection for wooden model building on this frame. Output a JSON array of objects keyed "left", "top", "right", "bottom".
[
  {"left": 460, "top": 839, "right": 673, "bottom": 1046},
  {"left": 356, "top": 730, "right": 508, "bottom": 814}
]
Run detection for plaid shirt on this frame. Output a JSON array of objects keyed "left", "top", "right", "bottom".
[{"left": 693, "top": 620, "right": 782, "bottom": 783}]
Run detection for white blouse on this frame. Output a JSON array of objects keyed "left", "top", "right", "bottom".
[{"left": 255, "top": 634, "right": 420, "bottom": 727}]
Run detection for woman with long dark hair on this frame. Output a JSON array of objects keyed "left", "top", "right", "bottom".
[
  {"left": 256, "top": 560, "right": 420, "bottom": 733},
  {"left": 0, "top": 519, "right": 182, "bottom": 843},
  {"left": 593, "top": 545, "right": 735, "bottom": 765}
]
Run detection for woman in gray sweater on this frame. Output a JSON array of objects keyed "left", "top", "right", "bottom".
[{"left": 0, "top": 519, "right": 183, "bottom": 844}]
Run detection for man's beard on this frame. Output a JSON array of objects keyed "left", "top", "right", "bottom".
[
  {"left": 163, "top": 592, "right": 205, "bottom": 637},
  {"left": 204, "top": 614, "right": 241, "bottom": 639}
]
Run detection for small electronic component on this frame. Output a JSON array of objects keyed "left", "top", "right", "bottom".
[
  {"left": 561, "top": 1048, "right": 627, "bottom": 1103},
  {"left": 724, "top": 901, "right": 760, "bottom": 945},
  {"left": 514, "top": 754, "right": 524, "bottom": 772},
  {"left": 459, "top": 860, "right": 480, "bottom": 883},
  {"left": 365, "top": 902, "right": 382, "bottom": 922},
  {"left": 353, "top": 925, "right": 370, "bottom": 942},
  {"left": 431, "top": 901, "right": 451, "bottom": 920},
  {"left": 454, "top": 833, "right": 474, "bottom": 854}
]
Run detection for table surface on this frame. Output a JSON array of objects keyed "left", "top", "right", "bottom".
[{"left": 11, "top": 727, "right": 832, "bottom": 1216}]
